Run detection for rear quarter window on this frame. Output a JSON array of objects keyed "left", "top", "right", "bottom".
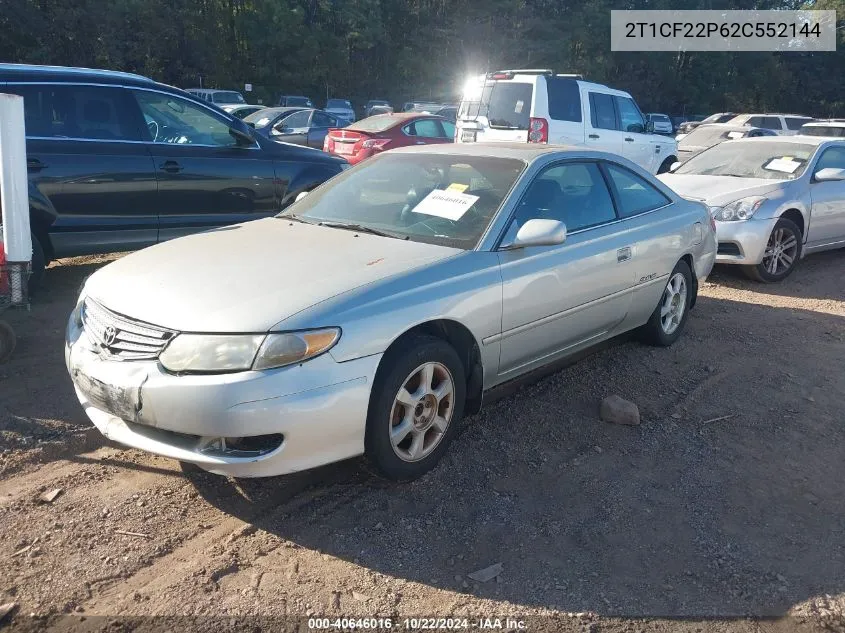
[{"left": 544, "top": 77, "right": 582, "bottom": 122}]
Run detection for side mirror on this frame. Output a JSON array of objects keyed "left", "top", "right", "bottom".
[
  {"left": 229, "top": 121, "right": 255, "bottom": 145},
  {"left": 501, "top": 219, "right": 567, "bottom": 250},
  {"left": 813, "top": 167, "right": 845, "bottom": 182},
  {"left": 669, "top": 161, "right": 681, "bottom": 173},
  {"left": 295, "top": 191, "right": 309, "bottom": 202},
  {"left": 644, "top": 121, "right": 655, "bottom": 133}
]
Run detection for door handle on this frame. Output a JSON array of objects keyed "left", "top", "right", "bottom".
[
  {"left": 617, "top": 246, "right": 632, "bottom": 262},
  {"left": 27, "top": 158, "right": 47, "bottom": 172},
  {"left": 624, "top": 137, "right": 634, "bottom": 142},
  {"left": 655, "top": 147, "right": 661, "bottom": 153},
  {"left": 159, "top": 160, "right": 183, "bottom": 174},
  {"left": 588, "top": 134, "right": 600, "bottom": 139}
]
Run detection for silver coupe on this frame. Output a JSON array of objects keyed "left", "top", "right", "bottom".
[{"left": 66, "top": 143, "right": 716, "bottom": 480}]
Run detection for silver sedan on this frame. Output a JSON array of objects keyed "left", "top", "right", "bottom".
[
  {"left": 65, "top": 144, "right": 716, "bottom": 480},
  {"left": 660, "top": 136, "right": 845, "bottom": 282}
]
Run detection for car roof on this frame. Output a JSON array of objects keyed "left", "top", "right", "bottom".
[
  {"left": 0, "top": 62, "right": 155, "bottom": 87},
  {"left": 390, "top": 142, "right": 598, "bottom": 160},
  {"left": 257, "top": 106, "right": 310, "bottom": 116}
]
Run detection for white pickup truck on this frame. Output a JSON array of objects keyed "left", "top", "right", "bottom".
[{"left": 456, "top": 70, "right": 678, "bottom": 174}]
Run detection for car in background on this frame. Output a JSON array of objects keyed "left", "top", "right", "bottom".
[
  {"left": 436, "top": 105, "right": 458, "bottom": 123},
  {"left": 660, "top": 136, "right": 845, "bottom": 282},
  {"left": 222, "top": 104, "right": 265, "bottom": 120},
  {"left": 1, "top": 63, "right": 347, "bottom": 288},
  {"left": 244, "top": 107, "right": 348, "bottom": 149},
  {"left": 646, "top": 113, "right": 673, "bottom": 135},
  {"left": 185, "top": 89, "right": 246, "bottom": 105},
  {"left": 676, "top": 123, "right": 777, "bottom": 162},
  {"left": 324, "top": 113, "right": 455, "bottom": 164},
  {"left": 676, "top": 112, "right": 735, "bottom": 137},
  {"left": 726, "top": 113, "right": 814, "bottom": 136},
  {"left": 66, "top": 143, "right": 715, "bottom": 481},
  {"left": 325, "top": 98, "right": 356, "bottom": 123},
  {"left": 456, "top": 69, "right": 678, "bottom": 174},
  {"left": 363, "top": 100, "right": 392, "bottom": 117},
  {"left": 800, "top": 120, "right": 845, "bottom": 138},
  {"left": 278, "top": 95, "right": 314, "bottom": 107},
  {"left": 368, "top": 105, "right": 394, "bottom": 117},
  {"left": 403, "top": 101, "right": 444, "bottom": 113}
]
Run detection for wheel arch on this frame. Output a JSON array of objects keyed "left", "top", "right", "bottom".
[
  {"left": 378, "top": 319, "right": 484, "bottom": 416},
  {"left": 680, "top": 252, "right": 698, "bottom": 308},
  {"left": 779, "top": 207, "right": 806, "bottom": 241}
]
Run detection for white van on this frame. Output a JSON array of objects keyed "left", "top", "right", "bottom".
[{"left": 456, "top": 70, "right": 678, "bottom": 174}]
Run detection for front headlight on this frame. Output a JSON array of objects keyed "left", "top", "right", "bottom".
[
  {"left": 711, "top": 196, "right": 767, "bottom": 222},
  {"left": 159, "top": 328, "right": 340, "bottom": 373}
]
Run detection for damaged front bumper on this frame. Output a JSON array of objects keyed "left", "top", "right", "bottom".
[{"left": 65, "top": 315, "right": 380, "bottom": 478}]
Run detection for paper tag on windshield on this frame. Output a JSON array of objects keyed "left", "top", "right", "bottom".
[
  {"left": 764, "top": 158, "right": 801, "bottom": 174},
  {"left": 515, "top": 100, "right": 524, "bottom": 114},
  {"left": 412, "top": 189, "right": 480, "bottom": 221}
]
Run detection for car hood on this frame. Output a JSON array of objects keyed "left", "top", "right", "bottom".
[
  {"left": 83, "top": 218, "right": 461, "bottom": 333},
  {"left": 658, "top": 174, "right": 784, "bottom": 206}
]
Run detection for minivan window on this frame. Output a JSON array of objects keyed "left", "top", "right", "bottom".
[
  {"left": 615, "top": 97, "right": 645, "bottom": 132},
  {"left": 545, "top": 77, "right": 582, "bottom": 122},
  {"left": 460, "top": 81, "right": 533, "bottom": 130},
  {"left": 589, "top": 92, "right": 617, "bottom": 130},
  {"left": 8, "top": 84, "right": 142, "bottom": 141}
]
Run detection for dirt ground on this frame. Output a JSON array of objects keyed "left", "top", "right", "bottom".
[{"left": 1, "top": 251, "right": 844, "bottom": 633}]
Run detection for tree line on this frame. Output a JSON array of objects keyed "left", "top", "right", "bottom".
[{"left": 1, "top": 0, "right": 843, "bottom": 117}]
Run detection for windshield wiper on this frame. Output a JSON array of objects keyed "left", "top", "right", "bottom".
[
  {"left": 277, "top": 214, "right": 318, "bottom": 225},
  {"left": 317, "top": 221, "right": 407, "bottom": 240}
]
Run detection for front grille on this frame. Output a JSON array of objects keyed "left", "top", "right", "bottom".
[{"left": 81, "top": 298, "right": 176, "bottom": 360}]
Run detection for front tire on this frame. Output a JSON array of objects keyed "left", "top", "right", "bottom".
[
  {"left": 365, "top": 335, "right": 466, "bottom": 481},
  {"left": 641, "top": 259, "right": 693, "bottom": 347},
  {"left": 742, "top": 217, "right": 802, "bottom": 283}
]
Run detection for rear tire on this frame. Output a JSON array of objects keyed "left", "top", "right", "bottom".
[
  {"left": 365, "top": 335, "right": 465, "bottom": 481},
  {"left": 742, "top": 217, "right": 802, "bottom": 283},
  {"left": 640, "top": 259, "right": 693, "bottom": 347}
]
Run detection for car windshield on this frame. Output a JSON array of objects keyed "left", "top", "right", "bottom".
[
  {"left": 802, "top": 125, "right": 845, "bottom": 138},
  {"left": 680, "top": 126, "right": 743, "bottom": 149},
  {"left": 676, "top": 141, "right": 817, "bottom": 180},
  {"left": 327, "top": 99, "right": 351, "bottom": 108},
  {"left": 347, "top": 116, "right": 399, "bottom": 133},
  {"left": 244, "top": 108, "right": 285, "bottom": 129},
  {"left": 279, "top": 153, "right": 526, "bottom": 249},
  {"left": 285, "top": 97, "right": 310, "bottom": 106},
  {"left": 214, "top": 92, "right": 245, "bottom": 104}
]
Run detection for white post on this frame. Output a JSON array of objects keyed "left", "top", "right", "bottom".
[{"left": 0, "top": 93, "right": 32, "bottom": 304}]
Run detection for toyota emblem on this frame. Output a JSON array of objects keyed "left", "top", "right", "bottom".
[{"left": 103, "top": 326, "right": 118, "bottom": 347}]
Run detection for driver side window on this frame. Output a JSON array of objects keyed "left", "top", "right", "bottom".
[
  {"left": 277, "top": 110, "right": 312, "bottom": 131},
  {"left": 510, "top": 162, "right": 616, "bottom": 233},
  {"left": 815, "top": 146, "right": 845, "bottom": 172},
  {"left": 133, "top": 90, "right": 236, "bottom": 146},
  {"left": 614, "top": 96, "right": 645, "bottom": 133}
]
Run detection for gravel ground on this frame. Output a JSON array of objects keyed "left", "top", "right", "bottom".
[{"left": 0, "top": 251, "right": 844, "bottom": 633}]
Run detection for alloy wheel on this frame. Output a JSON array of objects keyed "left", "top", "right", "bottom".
[
  {"left": 761, "top": 227, "right": 798, "bottom": 277},
  {"left": 660, "top": 272, "right": 688, "bottom": 335},
  {"left": 389, "top": 361, "right": 455, "bottom": 462}
]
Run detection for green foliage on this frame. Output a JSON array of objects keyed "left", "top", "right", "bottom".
[{"left": 0, "top": 0, "right": 842, "bottom": 114}]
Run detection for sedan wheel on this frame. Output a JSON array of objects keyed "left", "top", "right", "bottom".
[
  {"left": 390, "top": 362, "right": 455, "bottom": 462},
  {"left": 744, "top": 218, "right": 802, "bottom": 283},
  {"left": 641, "top": 259, "right": 693, "bottom": 347},
  {"left": 660, "top": 273, "right": 687, "bottom": 336},
  {"left": 365, "top": 335, "right": 465, "bottom": 480}
]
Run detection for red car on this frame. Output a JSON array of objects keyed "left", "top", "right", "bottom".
[{"left": 323, "top": 113, "right": 455, "bottom": 164}]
